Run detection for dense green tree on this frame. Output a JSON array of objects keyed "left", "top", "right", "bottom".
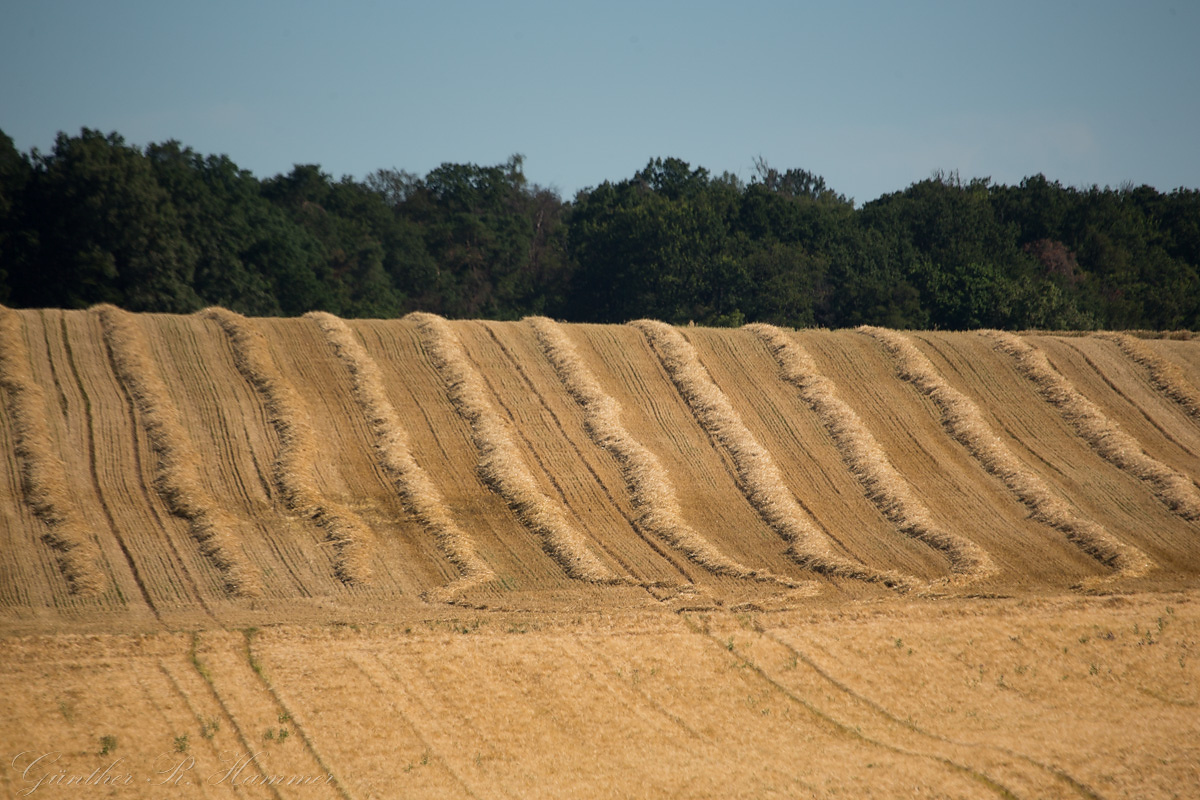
[
  {"left": 146, "top": 141, "right": 281, "bottom": 314},
  {"left": 15, "top": 129, "right": 200, "bottom": 311},
  {"left": 1, "top": 128, "right": 1196, "bottom": 330},
  {"left": 0, "top": 131, "right": 35, "bottom": 303}
]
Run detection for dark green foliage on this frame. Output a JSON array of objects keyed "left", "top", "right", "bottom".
[
  {"left": 1, "top": 127, "right": 1197, "bottom": 330},
  {"left": 16, "top": 129, "right": 200, "bottom": 311}
]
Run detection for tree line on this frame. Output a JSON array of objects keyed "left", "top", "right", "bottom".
[{"left": 2, "top": 128, "right": 1198, "bottom": 330}]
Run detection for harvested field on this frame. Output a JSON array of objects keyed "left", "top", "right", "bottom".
[{"left": 3, "top": 310, "right": 1199, "bottom": 798}]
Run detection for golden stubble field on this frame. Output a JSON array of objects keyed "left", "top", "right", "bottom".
[{"left": 2, "top": 307, "right": 1198, "bottom": 798}]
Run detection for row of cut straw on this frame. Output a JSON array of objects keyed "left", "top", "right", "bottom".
[
  {"left": 308, "top": 312, "right": 494, "bottom": 599},
  {"left": 409, "top": 312, "right": 621, "bottom": 583},
  {"left": 97, "top": 304, "right": 262, "bottom": 595},
  {"left": 0, "top": 307, "right": 105, "bottom": 595},
  {"left": 864, "top": 326, "right": 1152, "bottom": 582},
  {"left": 751, "top": 323, "right": 995, "bottom": 586},
  {"left": 202, "top": 307, "right": 375, "bottom": 584}
]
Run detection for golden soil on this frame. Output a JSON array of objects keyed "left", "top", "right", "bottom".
[{"left": 2, "top": 308, "right": 1198, "bottom": 798}]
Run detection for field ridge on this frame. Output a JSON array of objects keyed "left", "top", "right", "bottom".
[
  {"left": 308, "top": 311, "right": 494, "bottom": 600},
  {"left": 528, "top": 315, "right": 801, "bottom": 590}
]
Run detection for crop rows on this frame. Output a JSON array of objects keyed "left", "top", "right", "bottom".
[
  {"left": 203, "top": 308, "right": 375, "bottom": 584},
  {"left": 634, "top": 319, "right": 921, "bottom": 590},
  {"left": 308, "top": 312, "right": 494, "bottom": 599},
  {"left": 409, "top": 312, "right": 622, "bottom": 583},
  {"left": 528, "top": 315, "right": 799, "bottom": 588},
  {"left": 3, "top": 309, "right": 1197, "bottom": 609},
  {"left": 863, "top": 326, "right": 1152, "bottom": 582},
  {"left": 97, "top": 304, "right": 263, "bottom": 596},
  {"left": 751, "top": 324, "right": 996, "bottom": 587},
  {"left": 987, "top": 330, "right": 1200, "bottom": 520},
  {"left": 0, "top": 307, "right": 105, "bottom": 595},
  {"left": 1100, "top": 333, "right": 1200, "bottom": 422}
]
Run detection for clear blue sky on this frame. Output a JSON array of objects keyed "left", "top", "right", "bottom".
[{"left": 3, "top": 1, "right": 1198, "bottom": 205}]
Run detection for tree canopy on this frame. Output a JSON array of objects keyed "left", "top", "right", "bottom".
[{"left": 2, "top": 128, "right": 1197, "bottom": 330}]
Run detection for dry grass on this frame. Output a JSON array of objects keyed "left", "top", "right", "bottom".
[
  {"left": 201, "top": 307, "right": 374, "bottom": 585},
  {"left": 987, "top": 330, "right": 1200, "bottom": 521},
  {"left": 633, "top": 319, "right": 915, "bottom": 590},
  {"left": 408, "top": 312, "right": 621, "bottom": 584},
  {"left": 1101, "top": 332, "right": 1200, "bottom": 421},
  {"left": 750, "top": 324, "right": 995, "bottom": 586},
  {"left": 0, "top": 307, "right": 105, "bottom": 595},
  {"left": 307, "top": 312, "right": 494, "bottom": 600},
  {"left": 528, "top": 316, "right": 802, "bottom": 589},
  {"left": 95, "top": 304, "right": 262, "bottom": 596},
  {"left": 863, "top": 326, "right": 1153, "bottom": 582}
]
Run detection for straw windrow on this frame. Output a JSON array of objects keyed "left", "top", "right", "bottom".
[
  {"left": 201, "top": 307, "right": 374, "bottom": 584},
  {"left": 987, "top": 330, "right": 1200, "bottom": 521},
  {"left": 307, "top": 312, "right": 494, "bottom": 599},
  {"left": 408, "top": 312, "right": 621, "bottom": 584},
  {"left": 0, "top": 307, "right": 105, "bottom": 595},
  {"left": 863, "top": 326, "right": 1152, "bottom": 582},
  {"left": 633, "top": 319, "right": 915, "bottom": 591},
  {"left": 1100, "top": 333, "right": 1200, "bottom": 422},
  {"left": 750, "top": 324, "right": 995, "bottom": 585},
  {"left": 527, "top": 316, "right": 804, "bottom": 589},
  {"left": 96, "top": 304, "right": 262, "bottom": 596}
]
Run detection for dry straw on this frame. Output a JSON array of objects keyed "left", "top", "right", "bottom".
[
  {"left": 0, "top": 307, "right": 105, "bottom": 595},
  {"left": 1100, "top": 333, "right": 1200, "bottom": 422},
  {"left": 96, "top": 304, "right": 262, "bottom": 596},
  {"left": 749, "top": 323, "right": 995, "bottom": 586},
  {"left": 633, "top": 319, "right": 915, "bottom": 590},
  {"left": 528, "top": 316, "right": 802, "bottom": 589},
  {"left": 201, "top": 307, "right": 374, "bottom": 584},
  {"left": 987, "top": 329, "right": 1200, "bottom": 521},
  {"left": 408, "top": 312, "right": 621, "bottom": 583},
  {"left": 307, "top": 312, "right": 494, "bottom": 599},
  {"left": 863, "top": 326, "right": 1152, "bottom": 582}
]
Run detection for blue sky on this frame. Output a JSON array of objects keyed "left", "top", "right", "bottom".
[{"left": 3, "top": 1, "right": 1197, "bottom": 205}]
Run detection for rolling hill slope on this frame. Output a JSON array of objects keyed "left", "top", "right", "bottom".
[
  {"left": 3, "top": 308, "right": 1197, "bottom": 628},
  {"left": 4, "top": 307, "right": 1200, "bottom": 798}
]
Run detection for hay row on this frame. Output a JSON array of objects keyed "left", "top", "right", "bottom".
[
  {"left": 987, "top": 330, "right": 1200, "bottom": 521},
  {"left": 632, "top": 319, "right": 914, "bottom": 590},
  {"left": 527, "top": 316, "right": 801, "bottom": 589},
  {"left": 750, "top": 324, "right": 995, "bottom": 585},
  {"left": 863, "top": 326, "right": 1152, "bottom": 581},
  {"left": 307, "top": 312, "right": 494, "bottom": 599},
  {"left": 0, "top": 308, "right": 105, "bottom": 595},
  {"left": 408, "top": 312, "right": 621, "bottom": 583},
  {"left": 1100, "top": 333, "right": 1200, "bottom": 422},
  {"left": 95, "top": 305, "right": 262, "bottom": 596},
  {"left": 201, "top": 307, "right": 374, "bottom": 584}
]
